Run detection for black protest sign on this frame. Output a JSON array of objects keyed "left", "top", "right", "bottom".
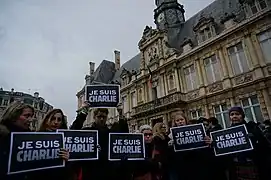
[
  {"left": 171, "top": 124, "right": 208, "bottom": 152},
  {"left": 109, "top": 133, "right": 145, "bottom": 161},
  {"left": 8, "top": 132, "right": 65, "bottom": 174},
  {"left": 85, "top": 85, "right": 120, "bottom": 108},
  {"left": 57, "top": 129, "right": 98, "bottom": 161},
  {"left": 210, "top": 124, "right": 254, "bottom": 156}
]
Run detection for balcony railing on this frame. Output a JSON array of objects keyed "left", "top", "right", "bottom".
[{"left": 131, "top": 92, "right": 185, "bottom": 116}]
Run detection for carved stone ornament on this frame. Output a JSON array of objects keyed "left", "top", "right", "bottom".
[
  {"left": 147, "top": 45, "right": 159, "bottom": 62},
  {"left": 193, "top": 15, "right": 215, "bottom": 32},
  {"left": 187, "top": 90, "right": 200, "bottom": 101},
  {"left": 234, "top": 73, "right": 253, "bottom": 85},
  {"left": 181, "top": 37, "right": 193, "bottom": 47},
  {"left": 163, "top": 38, "right": 177, "bottom": 58},
  {"left": 208, "top": 82, "right": 223, "bottom": 93},
  {"left": 138, "top": 26, "right": 159, "bottom": 47},
  {"left": 220, "top": 13, "right": 236, "bottom": 24}
]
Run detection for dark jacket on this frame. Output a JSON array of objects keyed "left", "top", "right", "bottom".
[
  {"left": 0, "top": 124, "right": 31, "bottom": 180},
  {"left": 226, "top": 122, "right": 271, "bottom": 180},
  {"left": 70, "top": 112, "right": 129, "bottom": 180}
]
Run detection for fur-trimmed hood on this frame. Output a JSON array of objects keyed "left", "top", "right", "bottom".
[{"left": 0, "top": 124, "right": 10, "bottom": 138}]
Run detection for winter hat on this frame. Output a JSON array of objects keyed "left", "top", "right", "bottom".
[{"left": 229, "top": 106, "right": 245, "bottom": 118}]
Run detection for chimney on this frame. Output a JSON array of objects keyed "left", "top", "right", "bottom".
[
  {"left": 89, "top": 62, "right": 95, "bottom": 76},
  {"left": 34, "top": 92, "right": 39, "bottom": 98},
  {"left": 114, "top": 50, "right": 120, "bottom": 71}
]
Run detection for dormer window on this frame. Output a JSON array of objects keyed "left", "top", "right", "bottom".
[
  {"left": 199, "top": 27, "right": 212, "bottom": 43},
  {"left": 193, "top": 16, "right": 216, "bottom": 44},
  {"left": 246, "top": 0, "right": 268, "bottom": 16}
]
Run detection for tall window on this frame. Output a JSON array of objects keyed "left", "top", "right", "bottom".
[
  {"left": 168, "top": 74, "right": 175, "bottom": 90},
  {"left": 258, "top": 29, "right": 271, "bottom": 63},
  {"left": 3, "top": 99, "right": 8, "bottom": 106},
  {"left": 228, "top": 43, "right": 249, "bottom": 75},
  {"left": 214, "top": 104, "right": 230, "bottom": 128},
  {"left": 191, "top": 109, "right": 203, "bottom": 120},
  {"left": 204, "top": 55, "right": 222, "bottom": 84},
  {"left": 249, "top": 0, "right": 268, "bottom": 15},
  {"left": 184, "top": 64, "right": 198, "bottom": 91},
  {"left": 122, "top": 96, "right": 128, "bottom": 113},
  {"left": 241, "top": 95, "right": 263, "bottom": 123},
  {"left": 138, "top": 89, "right": 143, "bottom": 102},
  {"left": 152, "top": 87, "right": 158, "bottom": 100},
  {"left": 131, "top": 92, "right": 137, "bottom": 107}
]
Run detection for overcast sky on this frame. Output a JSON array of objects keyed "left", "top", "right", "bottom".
[{"left": 0, "top": 0, "right": 215, "bottom": 124}]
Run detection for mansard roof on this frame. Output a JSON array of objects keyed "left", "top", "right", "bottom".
[{"left": 167, "top": 0, "right": 246, "bottom": 49}]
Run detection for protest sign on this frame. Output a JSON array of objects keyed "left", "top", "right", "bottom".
[
  {"left": 57, "top": 129, "right": 98, "bottom": 161},
  {"left": 8, "top": 132, "right": 65, "bottom": 174},
  {"left": 85, "top": 85, "right": 120, "bottom": 108},
  {"left": 170, "top": 124, "right": 208, "bottom": 152},
  {"left": 109, "top": 133, "right": 145, "bottom": 161},
  {"left": 210, "top": 124, "right": 253, "bottom": 156}
]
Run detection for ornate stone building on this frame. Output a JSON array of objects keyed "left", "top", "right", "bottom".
[
  {"left": 0, "top": 88, "right": 53, "bottom": 130},
  {"left": 78, "top": 0, "right": 271, "bottom": 132},
  {"left": 114, "top": 0, "right": 271, "bottom": 132}
]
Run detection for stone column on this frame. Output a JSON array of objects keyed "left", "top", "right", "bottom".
[
  {"left": 222, "top": 48, "right": 234, "bottom": 77},
  {"left": 218, "top": 49, "right": 229, "bottom": 78},
  {"left": 174, "top": 67, "right": 181, "bottom": 91},
  {"left": 204, "top": 104, "right": 210, "bottom": 118},
  {"left": 196, "top": 60, "right": 204, "bottom": 86},
  {"left": 245, "top": 35, "right": 260, "bottom": 67},
  {"left": 230, "top": 97, "right": 235, "bottom": 107},
  {"left": 164, "top": 74, "right": 169, "bottom": 95},
  {"left": 262, "top": 89, "right": 271, "bottom": 120},
  {"left": 200, "top": 59, "right": 207, "bottom": 86}
]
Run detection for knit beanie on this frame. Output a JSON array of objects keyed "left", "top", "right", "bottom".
[{"left": 229, "top": 106, "right": 245, "bottom": 118}]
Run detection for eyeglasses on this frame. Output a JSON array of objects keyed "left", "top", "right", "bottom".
[{"left": 144, "top": 133, "right": 153, "bottom": 136}]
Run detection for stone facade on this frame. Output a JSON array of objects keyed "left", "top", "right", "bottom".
[
  {"left": 77, "top": 0, "right": 271, "bottom": 132},
  {"left": 0, "top": 88, "right": 53, "bottom": 130},
  {"left": 117, "top": 0, "right": 271, "bottom": 132}
]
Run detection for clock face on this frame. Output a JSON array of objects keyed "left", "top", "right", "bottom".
[
  {"left": 166, "top": 9, "right": 176, "bottom": 24},
  {"left": 157, "top": 13, "right": 165, "bottom": 23}
]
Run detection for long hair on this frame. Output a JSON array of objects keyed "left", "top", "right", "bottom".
[
  {"left": 0, "top": 101, "right": 34, "bottom": 126},
  {"left": 172, "top": 111, "right": 187, "bottom": 127},
  {"left": 153, "top": 122, "right": 165, "bottom": 140},
  {"left": 38, "top": 109, "right": 67, "bottom": 131}
]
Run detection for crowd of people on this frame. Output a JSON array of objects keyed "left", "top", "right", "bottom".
[{"left": 0, "top": 101, "right": 271, "bottom": 180}]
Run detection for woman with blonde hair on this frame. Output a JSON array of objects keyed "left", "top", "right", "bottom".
[
  {"left": 30, "top": 108, "right": 71, "bottom": 180},
  {"left": 0, "top": 102, "right": 34, "bottom": 180},
  {"left": 38, "top": 108, "right": 67, "bottom": 132}
]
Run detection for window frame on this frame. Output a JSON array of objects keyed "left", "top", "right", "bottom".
[
  {"left": 190, "top": 109, "right": 202, "bottom": 120},
  {"left": 241, "top": 95, "right": 263, "bottom": 123},
  {"left": 257, "top": 29, "right": 271, "bottom": 63},
  {"left": 213, "top": 104, "right": 229, "bottom": 128},
  {"left": 248, "top": 0, "right": 268, "bottom": 15},
  {"left": 227, "top": 42, "right": 249, "bottom": 75},
  {"left": 184, "top": 64, "right": 197, "bottom": 91},
  {"left": 204, "top": 54, "right": 221, "bottom": 84}
]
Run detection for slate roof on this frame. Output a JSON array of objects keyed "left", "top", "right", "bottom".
[
  {"left": 168, "top": 0, "right": 246, "bottom": 49},
  {"left": 112, "top": 53, "right": 141, "bottom": 82},
  {"left": 93, "top": 60, "right": 116, "bottom": 84}
]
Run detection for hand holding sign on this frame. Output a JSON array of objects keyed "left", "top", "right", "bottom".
[{"left": 58, "top": 149, "right": 69, "bottom": 162}]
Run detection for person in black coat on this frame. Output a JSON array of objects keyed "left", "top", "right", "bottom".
[
  {"left": 0, "top": 102, "right": 34, "bottom": 180},
  {"left": 205, "top": 107, "right": 271, "bottom": 180},
  {"left": 70, "top": 104, "right": 129, "bottom": 180}
]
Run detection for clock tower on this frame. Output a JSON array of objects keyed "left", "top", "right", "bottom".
[{"left": 154, "top": 0, "right": 185, "bottom": 30}]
